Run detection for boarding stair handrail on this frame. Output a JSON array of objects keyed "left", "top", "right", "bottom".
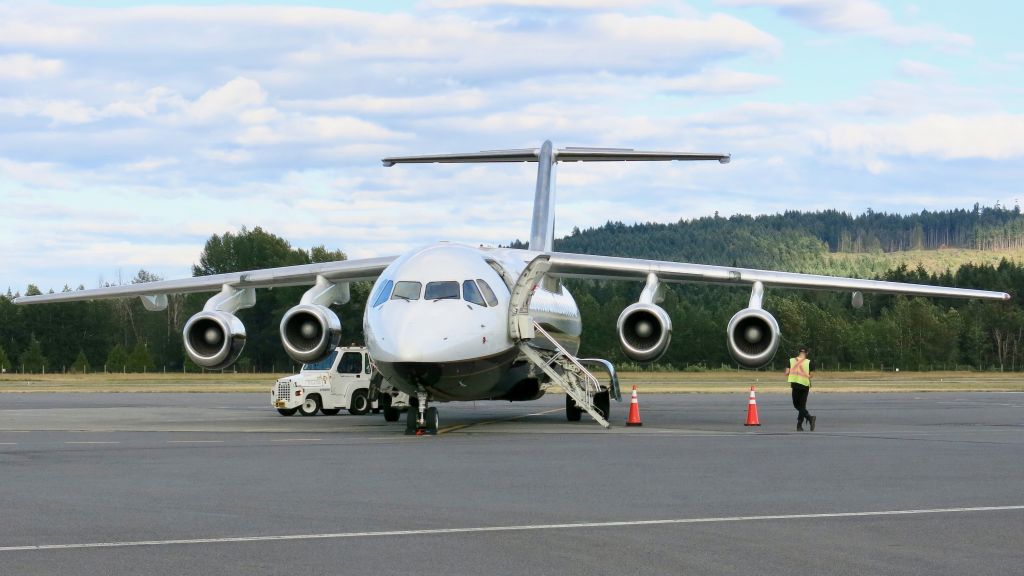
[{"left": 516, "top": 321, "right": 610, "bottom": 428}]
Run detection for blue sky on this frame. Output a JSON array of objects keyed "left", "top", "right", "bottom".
[{"left": 2, "top": 0, "right": 1023, "bottom": 292}]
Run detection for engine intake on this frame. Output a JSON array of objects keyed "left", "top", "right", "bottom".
[
  {"left": 726, "top": 308, "right": 780, "bottom": 369},
  {"left": 280, "top": 304, "right": 342, "bottom": 364},
  {"left": 617, "top": 303, "right": 672, "bottom": 363},
  {"left": 183, "top": 311, "right": 247, "bottom": 370}
]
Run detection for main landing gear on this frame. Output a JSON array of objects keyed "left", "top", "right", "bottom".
[{"left": 405, "top": 390, "right": 439, "bottom": 436}]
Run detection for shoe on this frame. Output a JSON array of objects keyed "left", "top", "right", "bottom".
[
  {"left": 797, "top": 417, "right": 804, "bottom": 431},
  {"left": 809, "top": 416, "right": 817, "bottom": 431}
]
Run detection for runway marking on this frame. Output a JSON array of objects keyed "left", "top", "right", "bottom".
[
  {"left": 269, "top": 438, "right": 322, "bottom": 442},
  {"left": 0, "top": 442, "right": 17, "bottom": 445},
  {"left": 2, "top": 505, "right": 1021, "bottom": 553},
  {"left": 63, "top": 441, "right": 119, "bottom": 445},
  {"left": 438, "top": 408, "right": 563, "bottom": 434},
  {"left": 166, "top": 440, "right": 224, "bottom": 444}
]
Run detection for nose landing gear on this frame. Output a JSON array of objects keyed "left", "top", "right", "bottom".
[{"left": 405, "top": 390, "right": 439, "bottom": 435}]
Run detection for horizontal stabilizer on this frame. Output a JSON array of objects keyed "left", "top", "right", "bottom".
[
  {"left": 382, "top": 146, "right": 730, "bottom": 166},
  {"left": 382, "top": 140, "right": 731, "bottom": 252}
]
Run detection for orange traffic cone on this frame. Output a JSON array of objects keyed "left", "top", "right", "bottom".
[
  {"left": 626, "top": 384, "right": 643, "bottom": 426},
  {"left": 744, "top": 385, "right": 761, "bottom": 426}
]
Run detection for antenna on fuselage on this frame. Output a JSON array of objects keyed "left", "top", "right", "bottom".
[{"left": 382, "top": 141, "right": 731, "bottom": 253}]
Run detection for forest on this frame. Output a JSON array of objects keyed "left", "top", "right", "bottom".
[{"left": 3, "top": 205, "right": 1024, "bottom": 374}]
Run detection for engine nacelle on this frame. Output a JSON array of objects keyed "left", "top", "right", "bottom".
[
  {"left": 617, "top": 303, "right": 672, "bottom": 363},
  {"left": 726, "top": 308, "right": 780, "bottom": 369},
  {"left": 280, "top": 304, "right": 342, "bottom": 364},
  {"left": 183, "top": 311, "right": 247, "bottom": 370}
]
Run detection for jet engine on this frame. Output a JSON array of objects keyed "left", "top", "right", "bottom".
[
  {"left": 725, "top": 307, "right": 780, "bottom": 368},
  {"left": 616, "top": 303, "right": 673, "bottom": 363},
  {"left": 280, "top": 304, "right": 342, "bottom": 364},
  {"left": 183, "top": 311, "right": 247, "bottom": 370}
]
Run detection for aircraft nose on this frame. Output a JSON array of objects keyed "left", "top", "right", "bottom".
[{"left": 366, "top": 306, "right": 433, "bottom": 363}]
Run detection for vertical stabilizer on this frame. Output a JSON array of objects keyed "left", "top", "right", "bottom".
[{"left": 529, "top": 140, "right": 556, "bottom": 252}]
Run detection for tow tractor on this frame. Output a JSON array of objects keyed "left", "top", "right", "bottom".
[{"left": 272, "top": 346, "right": 409, "bottom": 419}]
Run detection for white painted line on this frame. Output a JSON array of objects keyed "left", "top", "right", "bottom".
[
  {"left": 1, "top": 505, "right": 1021, "bottom": 553},
  {"left": 63, "top": 441, "right": 119, "bottom": 445},
  {"left": 0, "top": 443, "right": 17, "bottom": 445},
  {"left": 269, "top": 438, "right": 322, "bottom": 442},
  {"left": 166, "top": 441, "right": 224, "bottom": 444}
]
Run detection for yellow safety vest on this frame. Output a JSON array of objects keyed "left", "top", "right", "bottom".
[{"left": 787, "top": 357, "right": 811, "bottom": 387}]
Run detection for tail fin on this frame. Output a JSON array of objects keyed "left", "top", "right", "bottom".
[{"left": 382, "top": 141, "right": 730, "bottom": 252}]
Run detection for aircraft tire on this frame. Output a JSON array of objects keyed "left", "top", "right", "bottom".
[
  {"left": 405, "top": 409, "right": 418, "bottom": 435},
  {"left": 425, "top": 407, "right": 439, "bottom": 435},
  {"left": 566, "top": 395, "right": 582, "bottom": 422},
  {"left": 594, "top": 390, "right": 610, "bottom": 419}
]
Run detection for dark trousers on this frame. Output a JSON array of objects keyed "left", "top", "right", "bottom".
[{"left": 791, "top": 383, "right": 811, "bottom": 421}]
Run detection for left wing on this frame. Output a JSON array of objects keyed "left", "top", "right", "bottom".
[
  {"left": 544, "top": 252, "right": 1010, "bottom": 301},
  {"left": 13, "top": 257, "right": 396, "bottom": 305}
]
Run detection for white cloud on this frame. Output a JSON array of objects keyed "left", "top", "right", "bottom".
[
  {"left": 655, "top": 69, "right": 781, "bottom": 94},
  {"left": 187, "top": 77, "right": 267, "bottom": 122},
  {"left": 122, "top": 157, "right": 180, "bottom": 172},
  {"left": 0, "top": 53, "right": 64, "bottom": 80},
  {"left": 426, "top": 0, "right": 657, "bottom": 8},
  {"left": 720, "top": 0, "right": 972, "bottom": 48},
  {"left": 826, "top": 114, "right": 1024, "bottom": 168},
  {"left": 280, "top": 90, "right": 489, "bottom": 115}
]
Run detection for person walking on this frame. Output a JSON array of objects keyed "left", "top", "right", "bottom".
[{"left": 785, "top": 347, "right": 816, "bottom": 431}]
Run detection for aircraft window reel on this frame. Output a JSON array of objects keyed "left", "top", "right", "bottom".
[
  {"left": 462, "top": 280, "right": 487, "bottom": 307},
  {"left": 372, "top": 279, "right": 393, "bottom": 307},
  {"left": 392, "top": 281, "right": 422, "bottom": 301},
  {"left": 425, "top": 281, "right": 460, "bottom": 301},
  {"left": 476, "top": 279, "right": 499, "bottom": 306}
]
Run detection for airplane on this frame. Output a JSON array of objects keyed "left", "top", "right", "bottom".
[{"left": 15, "top": 140, "right": 1011, "bottom": 434}]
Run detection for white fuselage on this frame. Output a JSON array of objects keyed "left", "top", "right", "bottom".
[{"left": 363, "top": 243, "right": 580, "bottom": 402}]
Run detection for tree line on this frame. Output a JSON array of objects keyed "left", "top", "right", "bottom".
[{"left": 4, "top": 207, "right": 1024, "bottom": 374}]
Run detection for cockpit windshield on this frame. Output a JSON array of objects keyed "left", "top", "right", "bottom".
[
  {"left": 391, "top": 281, "right": 422, "bottom": 301},
  {"left": 425, "top": 281, "right": 459, "bottom": 300}
]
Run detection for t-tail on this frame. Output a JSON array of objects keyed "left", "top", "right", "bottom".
[{"left": 382, "top": 141, "right": 730, "bottom": 252}]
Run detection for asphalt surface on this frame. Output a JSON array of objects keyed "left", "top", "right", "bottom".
[{"left": 1, "top": 390, "right": 1021, "bottom": 575}]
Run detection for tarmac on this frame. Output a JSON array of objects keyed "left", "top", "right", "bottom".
[{"left": 0, "top": 391, "right": 1021, "bottom": 575}]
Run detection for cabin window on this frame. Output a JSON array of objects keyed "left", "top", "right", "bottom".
[
  {"left": 371, "top": 279, "right": 393, "bottom": 307},
  {"left": 425, "top": 281, "right": 460, "bottom": 301},
  {"left": 463, "top": 280, "right": 486, "bottom": 307},
  {"left": 303, "top": 350, "right": 338, "bottom": 371},
  {"left": 338, "top": 352, "right": 362, "bottom": 374},
  {"left": 476, "top": 279, "right": 499, "bottom": 307},
  {"left": 391, "top": 281, "right": 422, "bottom": 301}
]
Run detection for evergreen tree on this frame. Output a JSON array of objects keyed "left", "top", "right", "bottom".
[
  {"left": 127, "top": 342, "right": 155, "bottom": 373},
  {"left": 106, "top": 344, "right": 129, "bottom": 373},
  {"left": 0, "top": 344, "right": 10, "bottom": 373},
  {"left": 70, "top": 350, "right": 90, "bottom": 374},
  {"left": 19, "top": 337, "right": 47, "bottom": 373}
]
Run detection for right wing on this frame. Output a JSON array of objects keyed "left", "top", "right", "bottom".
[
  {"left": 543, "top": 252, "right": 1010, "bottom": 300},
  {"left": 14, "top": 257, "right": 396, "bottom": 305}
]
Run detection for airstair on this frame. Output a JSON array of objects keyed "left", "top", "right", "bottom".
[{"left": 509, "top": 255, "right": 616, "bottom": 428}]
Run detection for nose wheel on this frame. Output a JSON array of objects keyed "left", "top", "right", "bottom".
[{"left": 405, "top": 391, "right": 439, "bottom": 435}]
